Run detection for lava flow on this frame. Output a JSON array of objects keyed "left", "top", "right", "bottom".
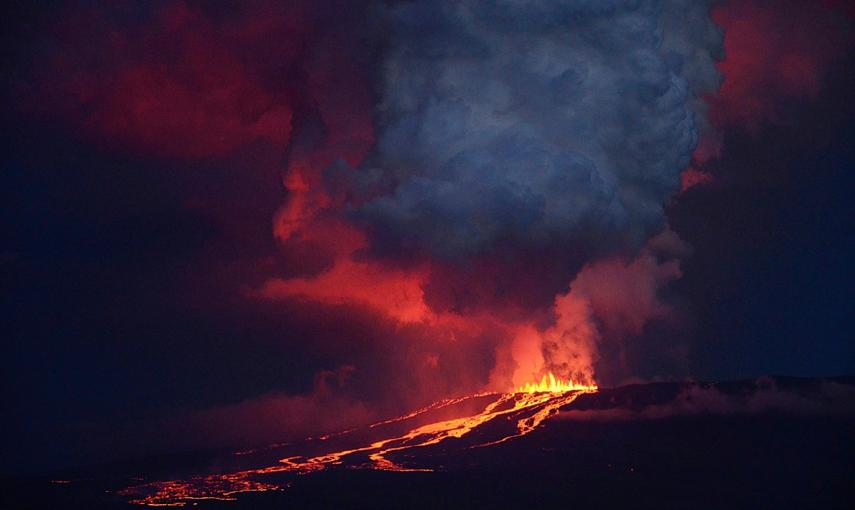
[{"left": 120, "top": 373, "right": 597, "bottom": 506}]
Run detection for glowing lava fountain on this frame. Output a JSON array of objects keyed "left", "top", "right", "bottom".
[
  {"left": 121, "top": 373, "right": 597, "bottom": 506},
  {"left": 517, "top": 372, "right": 597, "bottom": 394}
]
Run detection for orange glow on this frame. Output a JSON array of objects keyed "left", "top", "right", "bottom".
[
  {"left": 122, "top": 382, "right": 598, "bottom": 506},
  {"left": 516, "top": 372, "right": 598, "bottom": 394},
  {"left": 257, "top": 255, "right": 431, "bottom": 323},
  {"left": 259, "top": 217, "right": 435, "bottom": 323}
]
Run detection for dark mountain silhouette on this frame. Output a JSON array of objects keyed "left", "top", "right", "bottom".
[{"left": 5, "top": 376, "right": 854, "bottom": 509}]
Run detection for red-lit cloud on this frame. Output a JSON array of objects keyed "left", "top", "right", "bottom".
[
  {"left": 680, "top": 168, "right": 714, "bottom": 192},
  {"left": 681, "top": 0, "right": 853, "bottom": 193},
  {"left": 709, "top": 0, "right": 852, "bottom": 130},
  {"left": 33, "top": 4, "right": 290, "bottom": 158},
  {"left": 19, "top": 0, "right": 852, "bottom": 460},
  {"left": 259, "top": 221, "right": 432, "bottom": 324},
  {"left": 25, "top": 1, "right": 374, "bottom": 162}
]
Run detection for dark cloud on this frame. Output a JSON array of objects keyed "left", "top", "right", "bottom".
[
  {"left": 669, "top": 51, "right": 855, "bottom": 380},
  {"left": 709, "top": 0, "right": 853, "bottom": 130},
  {"left": 559, "top": 378, "right": 855, "bottom": 421},
  {"left": 353, "top": 0, "right": 721, "bottom": 265}
]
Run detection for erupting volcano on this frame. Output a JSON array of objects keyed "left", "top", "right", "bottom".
[
  {"left": 25, "top": 376, "right": 849, "bottom": 509},
  {"left": 4, "top": 0, "right": 854, "bottom": 508},
  {"left": 121, "top": 374, "right": 598, "bottom": 506}
]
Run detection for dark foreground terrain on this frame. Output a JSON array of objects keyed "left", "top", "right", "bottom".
[{"left": 4, "top": 376, "right": 854, "bottom": 509}]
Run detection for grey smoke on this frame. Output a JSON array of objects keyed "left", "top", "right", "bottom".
[{"left": 350, "top": 0, "right": 722, "bottom": 261}]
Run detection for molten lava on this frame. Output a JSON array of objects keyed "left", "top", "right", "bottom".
[
  {"left": 517, "top": 372, "right": 597, "bottom": 394},
  {"left": 121, "top": 376, "right": 598, "bottom": 506}
]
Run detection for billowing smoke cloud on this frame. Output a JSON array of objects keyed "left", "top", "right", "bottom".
[
  {"left": 263, "top": 0, "right": 727, "bottom": 391},
  {"left": 490, "top": 228, "right": 690, "bottom": 388},
  {"left": 353, "top": 0, "right": 722, "bottom": 263},
  {"left": 316, "top": 0, "right": 723, "bottom": 384}
]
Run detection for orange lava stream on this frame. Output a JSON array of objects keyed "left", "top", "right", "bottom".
[
  {"left": 122, "top": 377, "right": 597, "bottom": 506},
  {"left": 120, "top": 474, "right": 281, "bottom": 507},
  {"left": 367, "top": 395, "right": 479, "bottom": 429}
]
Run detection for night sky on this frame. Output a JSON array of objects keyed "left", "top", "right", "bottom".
[{"left": 2, "top": 0, "right": 853, "bottom": 474}]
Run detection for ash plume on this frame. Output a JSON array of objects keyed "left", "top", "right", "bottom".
[
  {"left": 353, "top": 0, "right": 722, "bottom": 263},
  {"left": 326, "top": 0, "right": 724, "bottom": 383}
]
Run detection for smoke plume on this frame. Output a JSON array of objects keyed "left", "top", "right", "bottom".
[
  {"left": 312, "top": 0, "right": 723, "bottom": 384},
  {"left": 354, "top": 0, "right": 721, "bottom": 263}
]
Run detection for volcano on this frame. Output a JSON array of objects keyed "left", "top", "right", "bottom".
[{"left": 7, "top": 376, "right": 854, "bottom": 509}]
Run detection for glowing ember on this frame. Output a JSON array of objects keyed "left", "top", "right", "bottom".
[
  {"left": 516, "top": 372, "right": 598, "bottom": 394},
  {"left": 121, "top": 381, "right": 598, "bottom": 506}
]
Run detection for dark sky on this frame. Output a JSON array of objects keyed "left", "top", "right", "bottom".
[{"left": 2, "top": 0, "right": 853, "bottom": 474}]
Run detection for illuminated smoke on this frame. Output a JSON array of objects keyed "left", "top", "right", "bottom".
[
  {"left": 30, "top": 0, "right": 726, "bottom": 414},
  {"left": 262, "top": 1, "right": 727, "bottom": 390},
  {"left": 340, "top": 0, "right": 721, "bottom": 383},
  {"left": 266, "top": 0, "right": 725, "bottom": 390}
]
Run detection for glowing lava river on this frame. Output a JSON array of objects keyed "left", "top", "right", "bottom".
[{"left": 120, "top": 374, "right": 597, "bottom": 506}]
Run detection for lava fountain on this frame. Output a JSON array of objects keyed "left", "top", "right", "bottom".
[{"left": 120, "top": 373, "right": 597, "bottom": 506}]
